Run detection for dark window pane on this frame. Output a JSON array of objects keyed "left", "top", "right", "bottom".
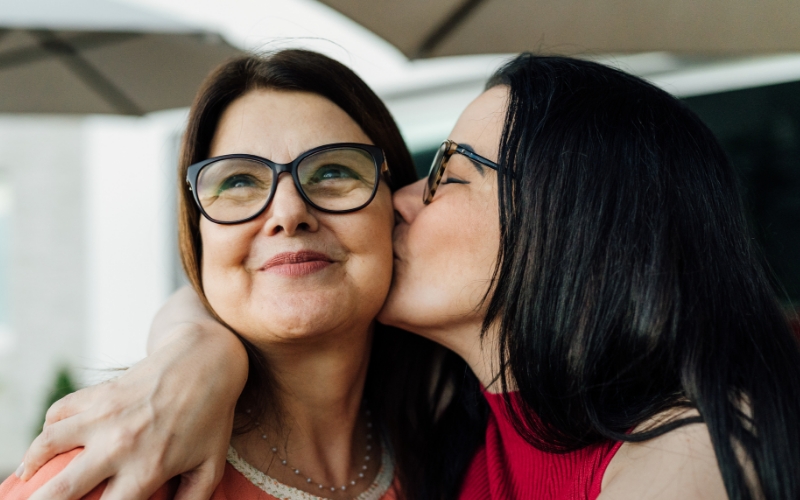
[{"left": 685, "top": 82, "right": 800, "bottom": 306}]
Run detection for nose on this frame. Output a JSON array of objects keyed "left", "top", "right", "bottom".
[
  {"left": 261, "top": 173, "right": 319, "bottom": 236},
  {"left": 392, "top": 178, "right": 426, "bottom": 225}
]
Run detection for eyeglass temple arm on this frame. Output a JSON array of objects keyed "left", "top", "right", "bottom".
[
  {"left": 454, "top": 145, "right": 498, "bottom": 170},
  {"left": 380, "top": 159, "right": 393, "bottom": 185}
]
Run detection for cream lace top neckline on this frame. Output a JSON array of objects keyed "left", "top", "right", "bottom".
[{"left": 226, "top": 442, "right": 395, "bottom": 500}]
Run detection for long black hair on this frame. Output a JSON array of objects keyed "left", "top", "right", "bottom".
[{"left": 483, "top": 54, "right": 800, "bottom": 499}]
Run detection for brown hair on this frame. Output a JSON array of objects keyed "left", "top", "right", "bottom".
[{"left": 176, "top": 50, "right": 476, "bottom": 499}]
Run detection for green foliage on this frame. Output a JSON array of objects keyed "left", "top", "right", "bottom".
[{"left": 34, "top": 366, "right": 77, "bottom": 438}]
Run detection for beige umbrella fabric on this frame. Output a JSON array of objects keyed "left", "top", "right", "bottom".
[
  {"left": 319, "top": 0, "right": 800, "bottom": 59},
  {"left": 0, "top": 0, "right": 242, "bottom": 115}
]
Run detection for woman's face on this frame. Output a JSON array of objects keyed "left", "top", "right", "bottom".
[
  {"left": 200, "top": 89, "right": 394, "bottom": 348},
  {"left": 379, "top": 86, "right": 507, "bottom": 351}
]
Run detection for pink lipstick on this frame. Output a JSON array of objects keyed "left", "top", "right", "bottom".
[{"left": 260, "top": 251, "right": 333, "bottom": 276}]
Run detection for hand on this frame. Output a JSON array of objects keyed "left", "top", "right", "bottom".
[{"left": 20, "top": 288, "right": 249, "bottom": 500}]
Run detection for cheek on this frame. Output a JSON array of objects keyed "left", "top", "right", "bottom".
[
  {"left": 345, "top": 192, "right": 395, "bottom": 301},
  {"left": 199, "top": 219, "right": 258, "bottom": 311},
  {"left": 417, "top": 203, "right": 498, "bottom": 307},
  {"left": 381, "top": 189, "right": 500, "bottom": 331}
]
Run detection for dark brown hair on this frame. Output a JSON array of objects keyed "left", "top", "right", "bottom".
[{"left": 176, "top": 50, "right": 476, "bottom": 500}]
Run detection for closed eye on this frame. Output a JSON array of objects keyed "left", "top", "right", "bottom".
[{"left": 442, "top": 176, "right": 469, "bottom": 185}]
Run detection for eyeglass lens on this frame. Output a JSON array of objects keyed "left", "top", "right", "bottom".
[{"left": 196, "top": 147, "right": 379, "bottom": 222}]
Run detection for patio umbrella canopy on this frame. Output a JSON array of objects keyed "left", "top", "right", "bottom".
[
  {"left": 0, "top": 0, "right": 242, "bottom": 115},
  {"left": 319, "top": 0, "right": 800, "bottom": 59}
]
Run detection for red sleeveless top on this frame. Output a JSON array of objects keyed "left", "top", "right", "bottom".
[{"left": 458, "top": 392, "right": 623, "bottom": 500}]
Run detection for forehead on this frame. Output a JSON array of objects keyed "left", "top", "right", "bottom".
[
  {"left": 449, "top": 85, "right": 508, "bottom": 160},
  {"left": 209, "top": 89, "right": 372, "bottom": 162}
]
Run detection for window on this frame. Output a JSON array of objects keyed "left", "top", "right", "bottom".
[{"left": 686, "top": 81, "right": 800, "bottom": 310}]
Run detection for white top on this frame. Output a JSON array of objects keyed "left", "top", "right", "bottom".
[{"left": 226, "top": 443, "right": 395, "bottom": 500}]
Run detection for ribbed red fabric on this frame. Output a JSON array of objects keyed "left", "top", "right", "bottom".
[{"left": 458, "top": 392, "right": 623, "bottom": 500}]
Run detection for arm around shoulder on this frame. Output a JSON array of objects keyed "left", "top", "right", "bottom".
[{"left": 17, "top": 286, "right": 248, "bottom": 500}]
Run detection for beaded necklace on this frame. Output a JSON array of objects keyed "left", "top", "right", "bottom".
[{"left": 249, "top": 406, "right": 375, "bottom": 494}]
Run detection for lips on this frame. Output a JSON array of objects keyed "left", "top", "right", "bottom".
[{"left": 260, "top": 250, "right": 334, "bottom": 276}]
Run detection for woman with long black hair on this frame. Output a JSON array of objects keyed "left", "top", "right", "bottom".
[
  {"left": 480, "top": 55, "right": 800, "bottom": 499},
  {"left": 17, "top": 54, "right": 800, "bottom": 500}
]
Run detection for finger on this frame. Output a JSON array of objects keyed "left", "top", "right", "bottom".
[
  {"left": 45, "top": 386, "right": 98, "bottom": 427},
  {"left": 99, "top": 473, "right": 162, "bottom": 500},
  {"left": 28, "top": 450, "right": 113, "bottom": 500},
  {"left": 173, "top": 462, "right": 224, "bottom": 500},
  {"left": 22, "top": 417, "right": 86, "bottom": 481}
]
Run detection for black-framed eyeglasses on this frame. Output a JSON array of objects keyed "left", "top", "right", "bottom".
[
  {"left": 186, "top": 143, "right": 388, "bottom": 224},
  {"left": 423, "top": 140, "right": 498, "bottom": 204}
]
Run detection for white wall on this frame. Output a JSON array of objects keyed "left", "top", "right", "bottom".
[
  {"left": 0, "top": 117, "right": 86, "bottom": 472},
  {"left": 0, "top": 112, "right": 182, "bottom": 472},
  {"left": 81, "top": 113, "right": 182, "bottom": 384}
]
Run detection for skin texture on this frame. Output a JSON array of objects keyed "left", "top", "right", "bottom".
[
  {"left": 21, "top": 87, "right": 730, "bottom": 500},
  {"left": 599, "top": 409, "right": 728, "bottom": 500}
]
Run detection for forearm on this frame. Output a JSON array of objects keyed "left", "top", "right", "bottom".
[{"left": 148, "top": 286, "right": 249, "bottom": 389}]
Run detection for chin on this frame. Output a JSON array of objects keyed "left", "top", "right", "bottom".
[
  {"left": 378, "top": 284, "right": 468, "bottom": 344},
  {"left": 234, "top": 313, "right": 339, "bottom": 343}
]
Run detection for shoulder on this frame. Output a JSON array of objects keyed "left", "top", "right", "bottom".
[
  {"left": 0, "top": 449, "right": 177, "bottom": 500},
  {"left": 598, "top": 409, "right": 727, "bottom": 500},
  {"left": 0, "top": 449, "right": 107, "bottom": 500}
]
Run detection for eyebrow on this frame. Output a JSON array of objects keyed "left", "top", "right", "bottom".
[{"left": 456, "top": 143, "right": 486, "bottom": 177}]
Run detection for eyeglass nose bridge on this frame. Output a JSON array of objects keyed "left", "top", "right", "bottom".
[
  {"left": 271, "top": 162, "right": 294, "bottom": 176},
  {"left": 267, "top": 161, "right": 306, "bottom": 206}
]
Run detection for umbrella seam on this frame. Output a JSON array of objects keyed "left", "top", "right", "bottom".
[{"left": 415, "top": 0, "right": 488, "bottom": 59}]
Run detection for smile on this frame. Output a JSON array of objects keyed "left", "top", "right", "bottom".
[{"left": 260, "top": 251, "right": 334, "bottom": 277}]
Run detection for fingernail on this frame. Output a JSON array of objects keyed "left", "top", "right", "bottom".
[{"left": 14, "top": 462, "right": 24, "bottom": 478}]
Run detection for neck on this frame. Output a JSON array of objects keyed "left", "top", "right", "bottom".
[
  {"left": 264, "top": 327, "right": 373, "bottom": 420},
  {"left": 425, "top": 321, "right": 509, "bottom": 394},
  {"left": 231, "top": 323, "right": 377, "bottom": 495}
]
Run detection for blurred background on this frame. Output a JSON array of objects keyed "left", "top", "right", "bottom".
[{"left": 0, "top": 0, "right": 799, "bottom": 474}]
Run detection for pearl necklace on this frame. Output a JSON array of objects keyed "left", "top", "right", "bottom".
[{"left": 251, "top": 407, "right": 375, "bottom": 495}]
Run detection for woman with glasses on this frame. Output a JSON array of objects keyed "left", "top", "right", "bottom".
[
  {"left": 1, "top": 50, "right": 474, "bottom": 500},
  {"left": 13, "top": 54, "right": 800, "bottom": 500}
]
